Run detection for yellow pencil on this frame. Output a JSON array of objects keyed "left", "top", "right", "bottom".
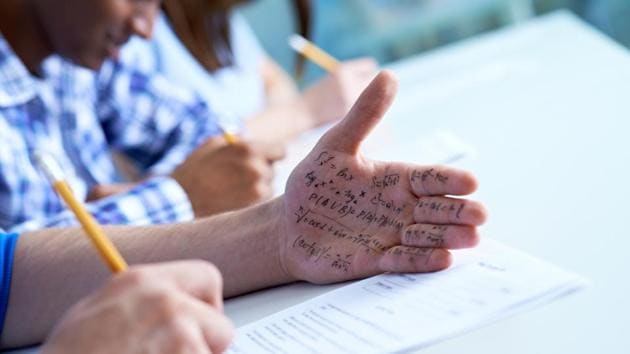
[
  {"left": 289, "top": 34, "right": 340, "bottom": 73},
  {"left": 33, "top": 152, "right": 128, "bottom": 273}
]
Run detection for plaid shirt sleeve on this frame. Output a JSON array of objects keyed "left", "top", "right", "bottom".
[
  {"left": 22, "top": 59, "right": 223, "bottom": 231},
  {"left": 7, "top": 176, "right": 193, "bottom": 234},
  {"left": 95, "top": 60, "right": 222, "bottom": 175},
  {"left": 1, "top": 58, "right": 221, "bottom": 233}
]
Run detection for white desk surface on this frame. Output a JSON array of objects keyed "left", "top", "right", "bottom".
[{"left": 6, "top": 10, "right": 630, "bottom": 354}]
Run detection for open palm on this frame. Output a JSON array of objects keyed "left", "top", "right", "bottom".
[{"left": 281, "top": 71, "right": 487, "bottom": 284}]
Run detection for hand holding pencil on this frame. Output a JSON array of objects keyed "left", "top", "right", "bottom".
[
  {"left": 41, "top": 262, "right": 233, "bottom": 354},
  {"left": 34, "top": 156, "right": 235, "bottom": 354},
  {"left": 288, "top": 33, "right": 378, "bottom": 127},
  {"left": 171, "top": 136, "right": 285, "bottom": 216}
]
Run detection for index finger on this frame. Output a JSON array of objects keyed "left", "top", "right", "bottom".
[{"left": 408, "top": 165, "right": 478, "bottom": 196}]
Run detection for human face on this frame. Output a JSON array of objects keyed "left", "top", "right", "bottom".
[{"left": 32, "top": 0, "right": 160, "bottom": 70}]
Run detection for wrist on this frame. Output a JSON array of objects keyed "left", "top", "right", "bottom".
[
  {"left": 196, "top": 196, "right": 295, "bottom": 297},
  {"left": 247, "top": 196, "right": 295, "bottom": 287},
  {"left": 267, "top": 196, "right": 294, "bottom": 285},
  {"left": 169, "top": 169, "right": 203, "bottom": 217}
]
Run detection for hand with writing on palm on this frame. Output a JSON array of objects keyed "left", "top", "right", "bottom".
[{"left": 280, "top": 71, "right": 487, "bottom": 284}]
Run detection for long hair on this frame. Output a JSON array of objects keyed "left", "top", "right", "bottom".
[{"left": 162, "top": 0, "right": 311, "bottom": 76}]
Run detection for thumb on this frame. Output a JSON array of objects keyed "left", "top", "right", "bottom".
[{"left": 316, "top": 70, "right": 398, "bottom": 155}]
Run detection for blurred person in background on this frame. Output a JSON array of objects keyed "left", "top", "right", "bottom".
[
  {"left": 0, "top": 0, "right": 284, "bottom": 235},
  {"left": 122, "top": 0, "right": 378, "bottom": 144}
]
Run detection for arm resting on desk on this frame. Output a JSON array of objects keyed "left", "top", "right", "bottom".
[{"left": 1, "top": 72, "right": 486, "bottom": 349}]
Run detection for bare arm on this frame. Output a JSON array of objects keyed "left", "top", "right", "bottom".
[
  {"left": 2, "top": 198, "right": 290, "bottom": 348},
  {"left": 2, "top": 71, "right": 486, "bottom": 349}
]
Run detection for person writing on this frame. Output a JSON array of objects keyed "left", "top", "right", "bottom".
[
  {"left": 0, "top": 0, "right": 486, "bottom": 352},
  {"left": 100, "top": 0, "right": 377, "bottom": 206},
  {"left": 1, "top": 71, "right": 486, "bottom": 350},
  {"left": 122, "top": 0, "right": 378, "bottom": 144},
  {"left": 0, "top": 0, "right": 282, "bottom": 235}
]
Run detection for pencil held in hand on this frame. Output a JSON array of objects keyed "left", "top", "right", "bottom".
[
  {"left": 222, "top": 130, "right": 238, "bottom": 144},
  {"left": 33, "top": 152, "right": 128, "bottom": 273},
  {"left": 289, "top": 34, "right": 340, "bottom": 73}
]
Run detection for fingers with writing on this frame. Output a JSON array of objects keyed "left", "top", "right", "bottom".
[
  {"left": 409, "top": 166, "right": 478, "bottom": 197},
  {"left": 402, "top": 224, "right": 479, "bottom": 249},
  {"left": 379, "top": 246, "right": 452, "bottom": 273},
  {"left": 413, "top": 197, "right": 486, "bottom": 225}
]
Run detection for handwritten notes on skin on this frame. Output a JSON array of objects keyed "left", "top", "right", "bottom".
[
  {"left": 290, "top": 146, "right": 469, "bottom": 280},
  {"left": 227, "top": 239, "right": 586, "bottom": 354},
  {"left": 273, "top": 128, "right": 476, "bottom": 196}
]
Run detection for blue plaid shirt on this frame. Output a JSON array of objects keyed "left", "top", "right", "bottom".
[{"left": 0, "top": 33, "right": 221, "bottom": 233}]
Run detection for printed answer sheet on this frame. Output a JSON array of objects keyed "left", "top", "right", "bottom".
[{"left": 227, "top": 239, "right": 586, "bottom": 353}]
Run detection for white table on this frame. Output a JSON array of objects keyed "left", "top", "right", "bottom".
[{"left": 6, "top": 10, "right": 630, "bottom": 354}]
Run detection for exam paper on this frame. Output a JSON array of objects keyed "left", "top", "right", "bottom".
[{"left": 227, "top": 239, "right": 586, "bottom": 354}]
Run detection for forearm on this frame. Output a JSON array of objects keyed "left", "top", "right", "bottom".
[
  {"left": 2, "top": 197, "right": 291, "bottom": 348},
  {"left": 121, "top": 197, "right": 292, "bottom": 296}
]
